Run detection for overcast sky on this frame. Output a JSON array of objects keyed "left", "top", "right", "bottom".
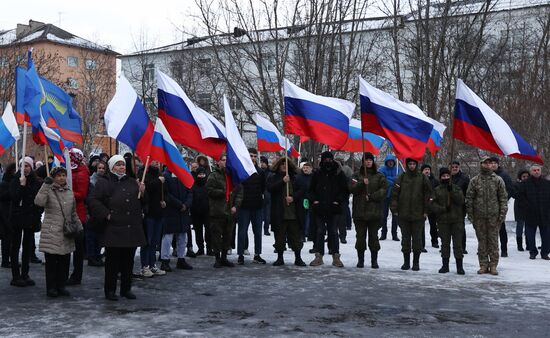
[{"left": 1, "top": 0, "right": 203, "bottom": 54}]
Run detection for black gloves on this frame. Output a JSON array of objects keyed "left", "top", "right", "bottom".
[{"left": 44, "top": 177, "right": 53, "bottom": 185}]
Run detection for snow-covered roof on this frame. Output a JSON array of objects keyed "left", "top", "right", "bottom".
[
  {"left": 0, "top": 21, "right": 118, "bottom": 55},
  {"left": 122, "top": 0, "right": 548, "bottom": 58}
]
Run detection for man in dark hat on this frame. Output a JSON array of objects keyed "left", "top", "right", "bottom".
[
  {"left": 421, "top": 164, "right": 439, "bottom": 251},
  {"left": 308, "top": 151, "right": 348, "bottom": 268},
  {"left": 429, "top": 168, "right": 466, "bottom": 274},
  {"left": 450, "top": 160, "right": 470, "bottom": 254},
  {"left": 391, "top": 158, "right": 432, "bottom": 271}
]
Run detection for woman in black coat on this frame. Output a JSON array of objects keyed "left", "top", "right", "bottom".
[
  {"left": 0, "top": 163, "right": 16, "bottom": 268},
  {"left": 9, "top": 157, "right": 43, "bottom": 287},
  {"left": 88, "top": 155, "right": 146, "bottom": 301},
  {"left": 159, "top": 169, "right": 193, "bottom": 271}
]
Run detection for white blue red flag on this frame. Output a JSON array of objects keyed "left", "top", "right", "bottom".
[
  {"left": 224, "top": 96, "right": 257, "bottom": 200},
  {"left": 156, "top": 70, "right": 226, "bottom": 159},
  {"left": 337, "top": 118, "right": 385, "bottom": 154},
  {"left": 0, "top": 103, "right": 20, "bottom": 156},
  {"left": 453, "top": 79, "right": 542, "bottom": 164},
  {"left": 284, "top": 79, "right": 354, "bottom": 149},
  {"left": 104, "top": 74, "right": 154, "bottom": 160},
  {"left": 359, "top": 77, "right": 433, "bottom": 160},
  {"left": 150, "top": 118, "right": 194, "bottom": 188}
]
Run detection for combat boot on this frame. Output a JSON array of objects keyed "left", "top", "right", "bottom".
[
  {"left": 309, "top": 253, "right": 324, "bottom": 266},
  {"left": 176, "top": 258, "right": 193, "bottom": 270},
  {"left": 294, "top": 250, "right": 306, "bottom": 266},
  {"left": 220, "top": 252, "right": 235, "bottom": 268},
  {"left": 489, "top": 265, "right": 499, "bottom": 276},
  {"left": 160, "top": 259, "right": 172, "bottom": 272},
  {"left": 456, "top": 258, "right": 465, "bottom": 275},
  {"left": 412, "top": 252, "right": 420, "bottom": 271},
  {"left": 401, "top": 253, "right": 410, "bottom": 270},
  {"left": 332, "top": 253, "right": 344, "bottom": 268},
  {"left": 370, "top": 250, "right": 379, "bottom": 269},
  {"left": 273, "top": 252, "right": 284, "bottom": 266},
  {"left": 438, "top": 257, "right": 449, "bottom": 273},
  {"left": 213, "top": 253, "right": 222, "bottom": 268},
  {"left": 477, "top": 266, "right": 488, "bottom": 274},
  {"left": 356, "top": 250, "right": 365, "bottom": 268}
]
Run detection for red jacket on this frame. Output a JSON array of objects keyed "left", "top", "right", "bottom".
[{"left": 72, "top": 165, "right": 90, "bottom": 223}]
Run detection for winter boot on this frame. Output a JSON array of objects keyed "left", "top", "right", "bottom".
[
  {"left": 370, "top": 250, "right": 379, "bottom": 269},
  {"left": 309, "top": 253, "right": 324, "bottom": 266},
  {"left": 220, "top": 251, "right": 235, "bottom": 267},
  {"left": 294, "top": 251, "right": 306, "bottom": 266},
  {"left": 160, "top": 260, "right": 172, "bottom": 272},
  {"left": 196, "top": 248, "right": 205, "bottom": 256},
  {"left": 412, "top": 252, "right": 420, "bottom": 271},
  {"left": 517, "top": 237, "right": 524, "bottom": 252},
  {"left": 456, "top": 258, "right": 465, "bottom": 275},
  {"left": 379, "top": 233, "right": 387, "bottom": 240},
  {"left": 177, "top": 258, "right": 193, "bottom": 270},
  {"left": 213, "top": 253, "right": 222, "bottom": 268},
  {"left": 356, "top": 250, "right": 365, "bottom": 268},
  {"left": 273, "top": 252, "right": 284, "bottom": 266},
  {"left": 489, "top": 265, "right": 499, "bottom": 276},
  {"left": 477, "top": 266, "right": 488, "bottom": 274},
  {"left": 332, "top": 253, "right": 344, "bottom": 268},
  {"left": 438, "top": 257, "right": 449, "bottom": 273},
  {"left": 401, "top": 253, "right": 410, "bottom": 270}
]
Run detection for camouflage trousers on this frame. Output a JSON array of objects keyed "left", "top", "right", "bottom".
[
  {"left": 399, "top": 220, "right": 424, "bottom": 254},
  {"left": 437, "top": 222, "right": 464, "bottom": 259},
  {"left": 473, "top": 218, "right": 500, "bottom": 269},
  {"left": 354, "top": 220, "right": 381, "bottom": 252}
]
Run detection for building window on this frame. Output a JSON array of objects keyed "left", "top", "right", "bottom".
[
  {"left": 85, "top": 101, "right": 96, "bottom": 114},
  {"left": 261, "top": 52, "right": 275, "bottom": 72},
  {"left": 86, "top": 81, "right": 96, "bottom": 92},
  {"left": 229, "top": 95, "right": 243, "bottom": 110},
  {"left": 144, "top": 63, "right": 155, "bottom": 82},
  {"left": 85, "top": 59, "right": 97, "bottom": 70},
  {"left": 67, "top": 78, "right": 78, "bottom": 89},
  {"left": 198, "top": 58, "right": 211, "bottom": 75},
  {"left": 197, "top": 93, "right": 212, "bottom": 110},
  {"left": 67, "top": 56, "right": 78, "bottom": 67}
]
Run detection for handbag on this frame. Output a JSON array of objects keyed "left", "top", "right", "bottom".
[{"left": 53, "top": 189, "right": 82, "bottom": 239}]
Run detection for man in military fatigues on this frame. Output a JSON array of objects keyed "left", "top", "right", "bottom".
[
  {"left": 429, "top": 168, "right": 466, "bottom": 275},
  {"left": 391, "top": 158, "right": 432, "bottom": 271},
  {"left": 206, "top": 155, "right": 238, "bottom": 268},
  {"left": 268, "top": 158, "right": 306, "bottom": 266},
  {"left": 466, "top": 157, "right": 508, "bottom": 275},
  {"left": 350, "top": 152, "right": 387, "bottom": 269}
]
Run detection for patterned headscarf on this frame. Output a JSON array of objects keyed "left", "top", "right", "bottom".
[{"left": 69, "top": 148, "right": 84, "bottom": 170}]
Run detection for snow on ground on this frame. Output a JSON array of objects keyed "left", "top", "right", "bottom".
[{"left": 1, "top": 199, "right": 548, "bottom": 337}]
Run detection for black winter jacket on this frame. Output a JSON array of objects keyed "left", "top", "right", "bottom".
[
  {"left": 9, "top": 171, "right": 43, "bottom": 230},
  {"left": 516, "top": 177, "right": 550, "bottom": 226},
  {"left": 163, "top": 171, "right": 193, "bottom": 234},
  {"left": 308, "top": 163, "right": 348, "bottom": 217},
  {"left": 235, "top": 167, "right": 265, "bottom": 210}
]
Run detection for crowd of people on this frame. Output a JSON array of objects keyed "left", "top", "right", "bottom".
[{"left": 0, "top": 148, "right": 548, "bottom": 300}]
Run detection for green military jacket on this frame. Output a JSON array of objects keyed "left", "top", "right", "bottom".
[
  {"left": 465, "top": 169, "right": 508, "bottom": 223},
  {"left": 429, "top": 183, "right": 465, "bottom": 223},
  {"left": 391, "top": 168, "right": 432, "bottom": 222},
  {"left": 350, "top": 167, "right": 387, "bottom": 221},
  {"left": 206, "top": 166, "right": 239, "bottom": 218}
]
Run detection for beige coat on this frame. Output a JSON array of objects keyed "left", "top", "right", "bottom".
[{"left": 34, "top": 182, "right": 82, "bottom": 255}]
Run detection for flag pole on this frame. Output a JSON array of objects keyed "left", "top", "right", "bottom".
[
  {"left": 15, "top": 135, "right": 19, "bottom": 172},
  {"left": 297, "top": 140, "right": 302, "bottom": 164},
  {"left": 137, "top": 155, "right": 150, "bottom": 199},
  {"left": 20, "top": 122, "right": 27, "bottom": 172},
  {"left": 44, "top": 145, "right": 50, "bottom": 177},
  {"left": 281, "top": 103, "right": 289, "bottom": 198},
  {"left": 360, "top": 116, "right": 368, "bottom": 195}
]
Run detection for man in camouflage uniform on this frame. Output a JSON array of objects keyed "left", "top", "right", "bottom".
[
  {"left": 466, "top": 157, "right": 508, "bottom": 275},
  {"left": 429, "top": 168, "right": 465, "bottom": 275},
  {"left": 350, "top": 153, "right": 387, "bottom": 269},
  {"left": 391, "top": 158, "right": 432, "bottom": 271},
  {"left": 206, "top": 155, "right": 238, "bottom": 268}
]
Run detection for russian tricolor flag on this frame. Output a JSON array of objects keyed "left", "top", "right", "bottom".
[
  {"left": 426, "top": 117, "right": 446, "bottom": 156},
  {"left": 156, "top": 70, "right": 226, "bottom": 160},
  {"left": 36, "top": 116, "right": 67, "bottom": 162},
  {"left": 150, "top": 118, "right": 194, "bottom": 189},
  {"left": 284, "top": 79, "right": 354, "bottom": 149},
  {"left": 224, "top": 96, "right": 257, "bottom": 200},
  {"left": 359, "top": 77, "right": 434, "bottom": 160},
  {"left": 0, "top": 103, "right": 20, "bottom": 156},
  {"left": 453, "top": 79, "right": 543, "bottom": 164},
  {"left": 337, "top": 118, "right": 385, "bottom": 154},
  {"left": 104, "top": 74, "right": 154, "bottom": 160}
]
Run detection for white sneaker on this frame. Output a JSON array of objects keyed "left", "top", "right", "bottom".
[
  {"left": 244, "top": 249, "right": 250, "bottom": 256},
  {"left": 151, "top": 265, "right": 166, "bottom": 276},
  {"left": 227, "top": 249, "right": 232, "bottom": 255},
  {"left": 140, "top": 266, "right": 154, "bottom": 278}
]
